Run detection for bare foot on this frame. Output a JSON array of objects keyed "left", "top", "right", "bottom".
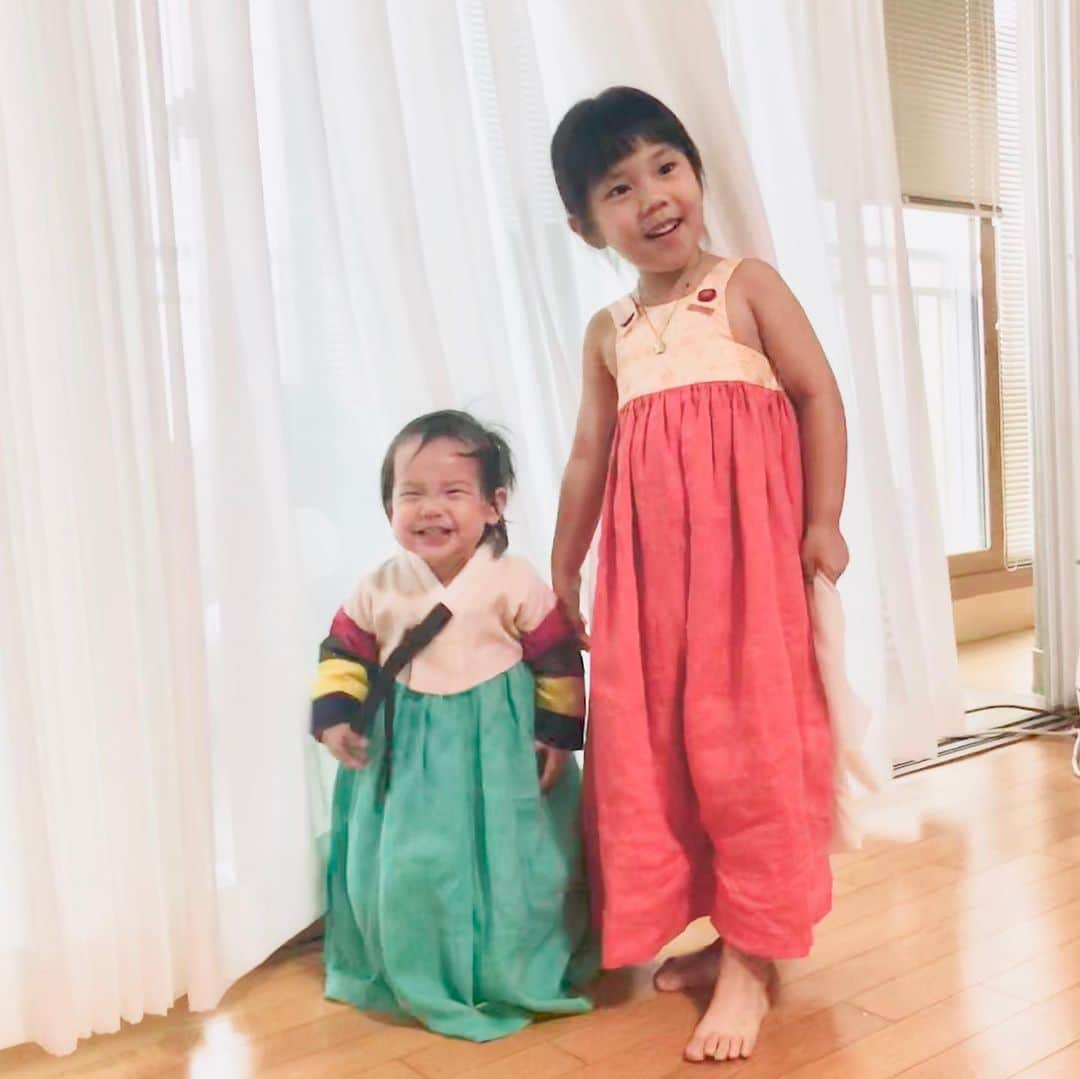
[
  {"left": 653, "top": 938, "right": 723, "bottom": 992},
  {"left": 683, "top": 946, "right": 774, "bottom": 1062}
]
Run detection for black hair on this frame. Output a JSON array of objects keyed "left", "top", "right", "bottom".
[
  {"left": 380, "top": 410, "right": 517, "bottom": 556},
  {"left": 550, "top": 86, "right": 704, "bottom": 229}
]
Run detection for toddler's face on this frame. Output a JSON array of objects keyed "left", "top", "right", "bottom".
[
  {"left": 581, "top": 139, "right": 704, "bottom": 273},
  {"left": 388, "top": 437, "right": 505, "bottom": 583}
]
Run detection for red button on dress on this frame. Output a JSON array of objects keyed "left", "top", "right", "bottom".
[{"left": 697, "top": 287, "right": 717, "bottom": 302}]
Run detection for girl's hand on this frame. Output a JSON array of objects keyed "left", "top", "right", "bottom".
[
  {"left": 553, "top": 571, "right": 590, "bottom": 650},
  {"left": 320, "top": 723, "right": 369, "bottom": 769},
  {"left": 535, "top": 742, "right": 571, "bottom": 793},
  {"left": 801, "top": 522, "right": 849, "bottom": 584}
]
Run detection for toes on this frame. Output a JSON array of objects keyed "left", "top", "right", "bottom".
[
  {"left": 684, "top": 1039, "right": 706, "bottom": 1062},
  {"left": 684, "top": 1029, "right": 708, "bottom": 1062},
  {"left": 728, "top": 1036, "right": 745, "bottom": 1060},
  {"left": 711, "top": 1036, "right": 732, "bottom": 1061}
]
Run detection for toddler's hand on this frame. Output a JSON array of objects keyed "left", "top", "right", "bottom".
[
  {"left": 553, "top": 571, "right": 590, "bottom": 650},
  {"left": 320, "top": 723, "right": 369, "bottom": 769},
  {"left": 801, "top": 522, "right": 849, "bottom": 584},
  {"left": 535, "top": 742, "right": 571, "bottom": 793}
]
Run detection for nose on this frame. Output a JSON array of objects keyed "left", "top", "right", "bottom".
[
  {"left": 639, "top": 187, "right": 668, "bottom": 221},
  {"left": 418, "top": 496, "right": 447, "bottom": 518}
]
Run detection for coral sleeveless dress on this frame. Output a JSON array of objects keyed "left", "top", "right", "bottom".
[{"left": 583, "top": 257, "right": 834, "bottom": 966}]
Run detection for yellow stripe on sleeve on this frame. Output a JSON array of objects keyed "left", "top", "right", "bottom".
[
  {"left": 311, "top": 657, "right": 370, "bottom": 703},
  {"left": 535, "top": 675, "right": 585, "bottom": 718}
]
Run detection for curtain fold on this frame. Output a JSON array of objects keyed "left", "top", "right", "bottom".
[
  {"left": 0, "top": 0, "right": 323, "bottom": 1054},
  {"left": 1019, "top": 0, "right": 1080, "bottom": 709},
  {"left": 713, "top": 0, "right": 963, "bottom": 763}
]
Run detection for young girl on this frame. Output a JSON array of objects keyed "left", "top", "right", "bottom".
[
  {"left": 550, "top": 88, "right": 849, "bottom": 1063},
  {"left": 311, "top": 410, "right": 595, "bottom": 1041}
]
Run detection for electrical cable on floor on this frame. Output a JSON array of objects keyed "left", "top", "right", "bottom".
[
  {"left": 895, "top": 704, "right": 1080, "bottom": 779},
  {"left": 950, "top": 704, "right": 1080, "bottom": 779}
]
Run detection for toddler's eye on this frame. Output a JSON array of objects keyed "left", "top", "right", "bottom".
[
  {"left": 659, "top": 161, "right": 677, "bottom": 175},
  {"left": 605, "top": 183, "right": 630, "bottom": 199}
]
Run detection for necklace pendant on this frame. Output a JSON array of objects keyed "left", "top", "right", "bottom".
[{"left": 655, "top": 341, "right": 666, "bottom": 355}]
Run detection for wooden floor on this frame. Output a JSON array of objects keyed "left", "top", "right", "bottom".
[
  {"left": 957, "top": 629, "right": 1036, "bottom": 698},
  {"left": 3, "top": 736, "right": 1080, "bottom": 1078}
]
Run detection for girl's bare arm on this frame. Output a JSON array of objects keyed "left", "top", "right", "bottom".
[
  {"left": 737, "top": 259, "right": 849, "bottom": 581},
  {"left": 551, "top": 310, "right": 619, "bottom": 628}
]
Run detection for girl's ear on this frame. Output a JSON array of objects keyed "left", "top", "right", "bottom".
[
  {"left": 488, "top": 487, "right": 508, "bottom": 523},
  {"left": 569, "top": 214, "right": 605, "bottom": 250}
]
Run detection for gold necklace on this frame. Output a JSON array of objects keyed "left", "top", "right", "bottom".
[
  {"left": 635, "top": 301, "right": 679, "bottom": 355},
  {"left": 634, "top": 252, "right": 704, "bottom": 355}
]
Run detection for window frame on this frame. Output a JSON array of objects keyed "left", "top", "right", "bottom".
[{"left": 904, "top": 199, "right": 1031, "bottom": 599}]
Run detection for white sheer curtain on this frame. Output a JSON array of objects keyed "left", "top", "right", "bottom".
[
  {"left": 0, "top": 0, "right": 322, "bottom": 1055},
  {"left": 1, "top": 0, "right": 960, "bottom": 1056},
  {"left": 1019, "top": 0, "right": 1080, "bottom": 709},
  {"left": 712, "top": 0, "right": 963, "bottom": 761}
]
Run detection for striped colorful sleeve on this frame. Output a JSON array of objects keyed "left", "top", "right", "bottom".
[
  {"left": 520, "top": 605, "right": 585, "bottom": 750},
  {"left": 310, "top": 606, "right": 379, "bottom": 740}
]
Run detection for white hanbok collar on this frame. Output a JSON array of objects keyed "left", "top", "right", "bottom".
[{"left": 399, "top": 543, "right": 496, "bottom": 610}]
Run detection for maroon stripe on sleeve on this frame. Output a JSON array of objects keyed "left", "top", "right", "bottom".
[
  {"left": 520, "top": 604, "right": 575, "bottom": 663},
  {"left": 330, "top": 608, "right": 377, "bottom": 663}
]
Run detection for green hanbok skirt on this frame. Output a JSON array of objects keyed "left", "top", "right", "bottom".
[{"left": 323, "top": 661, "right": 596, "bottom": 1041}]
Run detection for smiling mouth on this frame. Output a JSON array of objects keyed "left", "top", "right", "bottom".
[
  {"left": 415, "top": 526, "right": 453, "bottom": 539},
  {"left": 645, "top": 219, "right": 681, "bottom": 239}
]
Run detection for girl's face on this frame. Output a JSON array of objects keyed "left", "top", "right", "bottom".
[
  {"left": 578, "top": 140, "right": 704, "bottom": 273},
  {"left": 388, "top": 436, "right": 506, "bottom": 583}
]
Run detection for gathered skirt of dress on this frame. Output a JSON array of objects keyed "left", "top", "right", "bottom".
[
  {"left": 584, "top": 381, "right": 835, "bottom": 967},
  {"left": 323, "top": 662, "right": 596, "bottom": 1042}
]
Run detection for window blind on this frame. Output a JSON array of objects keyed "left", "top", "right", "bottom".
[
  {"left": 992, "top": 0, "right": 1033, "bottom": 567},
  {"left": 884, "top": 0, "right": 999, "bottom": 209}
]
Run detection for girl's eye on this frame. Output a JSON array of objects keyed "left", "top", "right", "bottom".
[
  {"left": 659, "top": 161, "right": 677, "bottom": 175},
  {"left": 447, "top": 488, "right": 469, "bottom": 497},
  {"left": 605, "top": 183, "right": 630, "bottom": 199}
]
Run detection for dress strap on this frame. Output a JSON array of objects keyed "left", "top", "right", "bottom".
[
  {"left": 706, "top": 257, "right": 743, "bottom": 338},
  {"left": 604, "top": 295, "right": 638, "bottom": 379},
  {"left": 709, "top": 256, "right": 743, "bottom": 292},
  {"left": 607, "top": 295, "right": 638, "bottom": 332}
]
